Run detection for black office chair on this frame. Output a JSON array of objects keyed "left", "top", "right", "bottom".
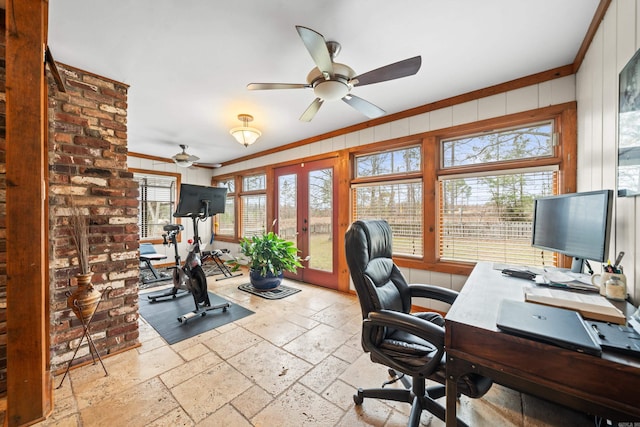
[{"left": 344, "top": 219, "right": 492, "bottom": 427}]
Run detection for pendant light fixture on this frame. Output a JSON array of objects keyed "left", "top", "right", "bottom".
[{"left": 230, "top": 114, "right": 261, "bottom": 147}]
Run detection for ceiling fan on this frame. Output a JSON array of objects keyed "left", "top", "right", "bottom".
[
  {"left": 247, "top": 26, "right": 422, "bottom": 122},
  {"left": 172, "top": 144, "right": 199, "bottom": 168}
]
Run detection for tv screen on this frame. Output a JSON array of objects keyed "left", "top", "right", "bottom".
[
  {"left": 531, "top": 190, "right": 613, "bottom": 271},
  {"left": 174, "top": 184, "right": 227, "bottom": 218}
]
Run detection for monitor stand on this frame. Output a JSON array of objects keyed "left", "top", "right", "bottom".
[{"left": 570, "top": 257, "right": 584, "bottom": 274}]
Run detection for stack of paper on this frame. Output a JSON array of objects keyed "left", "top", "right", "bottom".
[{"left": 540, "top": 270, "right": 599, "bottom": 292}]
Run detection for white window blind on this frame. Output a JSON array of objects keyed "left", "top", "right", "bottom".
[
  {"left": 216, "top": 180, "right": 235, "bottom": 237},
  {"left": 217, "top": 197, "right": 235, "bottom": 236},
  {"left": 439, "top": 168, "right": 557, "bottom": 265},
  {"left": 352, "top": 180, "right": 423, "bottom": 257},
  {"left": 134, "top": 174, "right": 176, "bottom": 240},
  {"left": 241, "top": 194, "right": 266, "bottom": 237}
]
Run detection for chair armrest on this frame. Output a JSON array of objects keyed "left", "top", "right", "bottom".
[
  {"left": 408, "top": 283, "right": 458, "bottom": 305},
  {"left": 367, "top": 309, "right": 445, "bottom": 348}
]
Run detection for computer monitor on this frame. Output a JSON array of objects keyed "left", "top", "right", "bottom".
[
  {"left": 531, "top": 189, "right": 613, "bottom": 273},
  {"left": 174, "top": 184, "right": 227, "bottom": 218}
]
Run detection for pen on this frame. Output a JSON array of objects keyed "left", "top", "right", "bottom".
[
  {"left": 613, "top": 251, "right": 625, "bottom": 269},
  {"left": 584, "top": 260, "right": 594, "bottom": 275}
]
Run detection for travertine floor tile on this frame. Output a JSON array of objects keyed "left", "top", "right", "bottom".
[
  {"left": 299, "top": 355, "right": 350, "bottom": 393},
  {"left": 204, "top": 326, "right": 262, "bottom": 359},
  {"left": 32, "top": 276, "right": 603, "bottom": 427},
  {"left": 242, "top": 315, "right": 309, "bottom": 346},
  {"left": 171, "top": 361, "right": 252, "bottom": 423},
  {"left": 231, "top": 384, "right": 273, "bottom": 420},
  {"left": 160, "top": 351, "right": 223, "bottom": 389},
  {"left": 71, "top": 344, "right": 183, "bottom": 409},
  {"left": 79, "top": 377, "right": 178, "bottom": 427},
  {"left": 283, "top": 323, "right": 353, "bottom": 364},
  {"left": 146, "top": 407, "right": 195, "bottom": 427},
  {"left": 227, "top": 340, "right": 312, "bottom": 396},
  {"left": 336, "top": 400, "right": 392, "bottom": 426},
  {"left": 178, "top": 342, "right": 212, "bottom": 361},
  {"left": 198, "top": 404, "right": 252, "bottom": 427},
  {"left": 252, "top": 383, "right": 343, "bottom": 426}
]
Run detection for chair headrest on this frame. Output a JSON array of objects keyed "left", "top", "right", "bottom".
[{"left": 345, "top": 220, "right": 393, "bottom": 271}]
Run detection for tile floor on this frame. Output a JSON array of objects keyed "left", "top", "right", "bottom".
[{"left": 32, "top": 273, "right": 597, "bottom": 426}]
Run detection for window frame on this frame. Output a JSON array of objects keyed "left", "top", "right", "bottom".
[
  {"left": 131, "top": 168, "right": 181, "bottom": 244},
  {"left": 350, "top": 143, "right": 425, "bottom": 258},
  {"left": 213, "top": 175, "right": 237, "bottom": 239},
  {"left": 212, "top": 169, "right": 269, "bottom": 242},
  {"left": 420, "top": 103, "right": 577, "bottom": 275}
]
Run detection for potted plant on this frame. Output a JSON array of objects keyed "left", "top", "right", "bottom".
[{"left": 232, "top": 222, "right": 303, "bottom": 290}]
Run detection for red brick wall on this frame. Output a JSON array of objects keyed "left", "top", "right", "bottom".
[{"left": 47, "top": 63, "right": 139, "bottom": 371}]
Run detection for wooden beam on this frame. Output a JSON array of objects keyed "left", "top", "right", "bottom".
[{"left": 5, "top": 0, "right": 52, "bottom": 425}]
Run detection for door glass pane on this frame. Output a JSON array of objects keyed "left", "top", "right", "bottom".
[
  {"left": 308, "top": 168, "right": 333, "bottom": 272},
  {"left": 278, "top": 174, "right": 297, "bottom": 242}
]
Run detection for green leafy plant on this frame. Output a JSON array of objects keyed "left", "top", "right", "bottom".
[{"left": 234, "top": 231, "right": 303, "bottom": 277}]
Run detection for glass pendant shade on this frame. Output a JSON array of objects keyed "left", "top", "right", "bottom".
[{"left": 230, "top": 114, "right": 261, "bottom": 147}]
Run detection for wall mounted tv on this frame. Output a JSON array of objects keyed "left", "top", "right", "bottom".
[
  {"left": 531, "top": 189, "right": 613, "bottom": 273},
  {"left": 174, "top": 184, "right": 227, "bottom": 218}
]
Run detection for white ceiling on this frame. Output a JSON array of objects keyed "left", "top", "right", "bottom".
[{"left": 47, "top": 0, "right": 600, "bottom": 167}]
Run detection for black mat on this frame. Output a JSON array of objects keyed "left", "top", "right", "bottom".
[
  {"left": 139, "top": 291, "right": 253, "bottom": 345},
  {"left": 238, "top": 283, "right": 301, "bottom": 300},
  {"left": 140, "top": 263, "right": 228, "bottom": 290}
]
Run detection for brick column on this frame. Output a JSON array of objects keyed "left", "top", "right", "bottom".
[{"left": 48, "top": 63, "right": 139, "bottom": 371}]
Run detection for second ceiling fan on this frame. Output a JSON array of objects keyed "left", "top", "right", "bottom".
[{"left": 247, "top": 26, "right": 422, "bottom": 122}]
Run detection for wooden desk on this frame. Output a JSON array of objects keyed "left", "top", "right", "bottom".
[{"left": 444, "top": 262, "right": 640, "bottom": 426}]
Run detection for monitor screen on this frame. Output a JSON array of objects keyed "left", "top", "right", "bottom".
[
  {"left": 174, "top": 184, "right": 227, "bottom": 218},
  {"left": 531, "top": 190, "right": 613, "bottom": 271}
]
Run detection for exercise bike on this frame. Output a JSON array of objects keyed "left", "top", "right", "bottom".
[
  {"left": 146, "top": 224, "right": 190, "bottom": 302},
  {"left": 147, "top": 213, "right": 230, "bottom": 324}
]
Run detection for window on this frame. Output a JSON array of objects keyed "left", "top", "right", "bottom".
[
  {"left": 356, "top": 146, "right": 421, "bottom": 177},
  {"left": 241, "top": 173, "right": 267, "bottom": 237},
  {"left": 442, "top": 122, "right": 555, "bottom": 168},
  {"left": 351, "top": 146, "right": 423, "bottom": 257},
  {"left": 438, "top": 121, "right": 559, "bottom": 266},
  {"left": 216, "top": 178, "right": 235, "bottom": 237},
  {"left": 133, "top": 171, "right": 179, "bottom": 242}
]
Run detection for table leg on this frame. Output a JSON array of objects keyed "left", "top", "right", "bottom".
[{"left": 446, "top": 355, "right": 459, "bottom": 427}]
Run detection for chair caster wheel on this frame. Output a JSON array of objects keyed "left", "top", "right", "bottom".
[{"left": 353, "top": 388, "right": 364, "bottom": 405}]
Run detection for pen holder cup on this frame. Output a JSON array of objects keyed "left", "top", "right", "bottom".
[{"left": 591, "top": 272, "right": 627, "bottom": 296}]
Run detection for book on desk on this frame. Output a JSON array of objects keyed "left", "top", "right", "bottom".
[{"left": 523, "top": 285, "right": 626, "bottom": 324}]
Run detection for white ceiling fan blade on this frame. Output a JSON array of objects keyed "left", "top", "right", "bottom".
[
  {"left": 247, "top": 83, "right": 310, "bottom": 90},
  {"left": 299, "top": 98, "right": 324, "bottom": 122},
  {"left": 342, "top": 95, "right": 386, "bottom": 118},
  {"left": 296, "top": 26, "right": 334, "bottom": 76}
]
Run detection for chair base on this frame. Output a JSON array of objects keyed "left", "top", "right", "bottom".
[{"left": 353, "top": 373, "right": 468, "bottom": 427}]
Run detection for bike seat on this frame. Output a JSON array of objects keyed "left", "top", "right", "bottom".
[{"left": 163, "top": 224, "right": 184, "bottom": 232}]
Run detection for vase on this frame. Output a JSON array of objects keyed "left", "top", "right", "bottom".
[
  {"left": 249, "top": 269, "right": 283, "bottom": 290},
  {"left": 67, "top": 273, "right": 101, "bottom": 321}
]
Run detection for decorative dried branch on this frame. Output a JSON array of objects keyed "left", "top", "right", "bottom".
[{"left": 69, "top": 198, "right": 90, "bottom": 275}]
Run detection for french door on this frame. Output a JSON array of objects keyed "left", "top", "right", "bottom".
[{"left": 274, "top": 158, "right": 338, "bottom": 289}]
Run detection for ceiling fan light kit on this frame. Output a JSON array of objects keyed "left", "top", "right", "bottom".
[
  {"left": 230, "top": 114, "right": 262, "bottom": 147},
  {"left": 172, "top": 144, "right": 200, "bottom": 168},
  {"left": 247, "top": 25, "right": 422, "bottom": 122}
]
